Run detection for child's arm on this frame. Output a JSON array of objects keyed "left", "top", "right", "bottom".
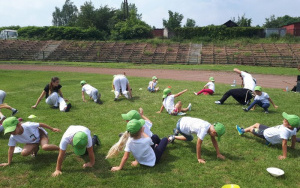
[
  {"left": 52, "top": 149, "right": 66, "bottom": 177},
  {"left": 174, "top": 89, "right": 188, "bottom": 98},
  {"left": 233, "top": 68, "right": 242, "bottom": 74},
  {"left": 127, "top": 84, "right": 132, "bottom": 98},
  {"left": 211, "top": 135, "right": 225, "bottom": 160},
  {"left": 291, "top": 135, "right": 296, "bottom": 149},
  {"left": 156, "top": 105, "right": 164, "bottom": 113},
  {"left": 32, "top": 91, "right": 46, "bottom": 108},
  {"left": 196, "top": 138, "right": 205, "bottom": 164},
  {"left": 81, "top": 91, "right": 87, "bottom": 102},
  {"left": 150, "top": 82, "right": 154, "bottom": 89},
  {"left": 83, "top": 147, "right": 95, "bottom": 168},
  {"left": 39, "top": 123, "right": 61, "bottom": 132},
  {"left": 139, "top": 108, "right": 151, "bottom": 123},
  {"left": 0, "top": 146, "right": 15, "bottom": 167},
  {"left": 278, "top": 139, "right": 288, "bottom": 160},
  {"left": 111, "top": 151, "right": 130, "bottom": 171},
  {"left": 58, "top": 90, "right": 68, "bottom": 102},
  {"left": 268, "top": 98, "right": 278, "bottom": 109}
]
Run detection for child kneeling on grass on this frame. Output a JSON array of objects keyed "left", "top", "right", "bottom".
[
  {"left": 157, "top": 88, "right": 191, "bottom": 116},
  {"left": 80, "top": 80, "right": 102, "bottom": 104},
  {"left": 0, "top": 117, "right": 61, "bottom": 167},
  {"left": 243, "top": 86, "right": 278, "bottom": 114},
  {"left": 170, "top": 117, "right": 226, "bottom": 164},
  {"left": 106, "top": 119, "right": 172, "bottom": 171},
  {"left": 194, "top": 77, "right": 215, "bottom": 96},
  {"left": 148, "top": 76, "right": 159, "bottom": 92},
  {"left": 52, "top": 125, "right": 100, "bottom": 177},
  {"left": 236, "top": 112, "right": 300, "bottom": 160}
]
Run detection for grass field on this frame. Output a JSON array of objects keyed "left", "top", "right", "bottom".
[{"left": 0, "top": 69, "right": 299, "bottom": 188}]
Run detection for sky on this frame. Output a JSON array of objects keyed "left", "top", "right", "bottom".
[{"left": 0, "top": 0, "right": 299, "bottom": 28}]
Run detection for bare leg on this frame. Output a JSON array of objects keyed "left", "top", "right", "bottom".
[
  {"left": 0, "top": 104, "right": 13, "bottom": 111},
  {"left": 21, "top": 143, "right": 39, "bottom": 156},
  {"left": 244, "top": 123, "right": 260, "bottom": 133},
  {"left": 175, "top": 101, "right": 189, "bottom": 112},
  {"left": 40, "top": 135, "right": 59, "bottom": 151},
  {"left": 174, "top": 136, "right": 187, "bottom": 141}
]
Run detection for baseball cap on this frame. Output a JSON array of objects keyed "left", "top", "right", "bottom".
[
  {"left": 209, "top": 77, "right": 215, "bottom": 82},
  {"left": 214, "top": 122, "right": 225, "bottom": 141},
  {"left": 2, "top": 117, "right": 19, "bottom": 135},
  {"left": 80, "top": 80, "right": 87, "bottom": 86},
  {"left": 73, "top": 132, "right": 88, "bottom": 155},
  {"left": 282, "top": 112, "right": 300, "bottom": 127},
  {"left": 152, "top": 76, "right": 158, "bottom": 80},
  {"left": 162, "top": 88, "right": 171, "bottom": 98},
  {"left": 254, "top": 86, "right": 262, "bottom": 91},
  {"left": 126, "top": 119, "right": 145, "bottom": 134},
  {"left": 122, "top": 110, "right": 141, "bottom": 120}
]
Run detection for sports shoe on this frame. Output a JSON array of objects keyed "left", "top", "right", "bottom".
[
  {"left": 12, "top": 109, "right": 18, "bottom": 116},
  {"left": 215, "top": 101, "right": 221, "bottom": 105},
  {"left": 236, "top": 125, "right": 244, "bottom": 135},
  {"left": 173, "top": 128, "right": 179, "bottom": 136},
  {"left": 96, "top": 98, "right": 103, "bottom": 104},
  {"left": 187, "top": 103, "right": 192, "bottom": 111},
  {"left": 52, "top": 106, "right": 59, "bottom": 109},
  {"left": 65, "top": 103, "right": 72, "bottom": 112},
  {"left": 265, "top": 111, "right": 269, "bottom": 114},
  {"left": 243, "top": 107, "right": 249, "bottom": 112},
  {"left": 194, "top": 92, "right": 198, "bottom": 96},
  {"left": 114, "top": 98, "right": 118, "bottom": 101},
  {"left": 265, "top": 140, "right": 271, "bottom": 146},
  {"left": 168, "top": 135, "right": 175, "bottom": 143},
  {"left": 93, "top": 135, "right": 101, "bottom": 146}
]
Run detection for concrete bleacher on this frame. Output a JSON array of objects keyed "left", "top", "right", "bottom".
[{"left": 0, "top": 40, "right": 299, "bottom": 67}]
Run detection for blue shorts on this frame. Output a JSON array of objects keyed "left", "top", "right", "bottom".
[
  {"left": 175, "top": 118, "right": 194, "bottom": 141},
  {"left": 148, "top": 87, "right": 155, "bottom": 92}
]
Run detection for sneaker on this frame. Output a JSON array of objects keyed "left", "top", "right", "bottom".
[
  {"left": 265, "top": 140, "right": 271, "bottom": 146},
  {"left": 236, "top": 125, "right": 244, "bottom": 135},
  {"left": 168, "top": 135, "right": 175, "bottom": 143},
  {"left": 93, "top": 135, "right": 101, "bottom": 146},
  {"left": 173, "top": 128, "right": 179, "bottom": 136},
  {"left": 12, "top": 109, "right": 18, "bottom": 116},
  {"left": 96, "top": 98, "right": 103, "bottom": 104},
  {"left": 194, "top": 92, "right": 198, "bottom": 96},
  {"left": 215, "top": 101, "right": 221, "bottom": 105},
  {"left": 52, "top": 106, "right": 59, "bottom": 109},
  {"left": 265, "top": 111, "right": 269, "bottom": 114},
  {"left": 65, "top": 103, "right": 72, "bottom": 112},
  {"left": 243, "top": 107, "right": 249, "bottom": 112},
  {"left": 114, "top": 98, "right": 118, "bottom": 101},
  {"left": 187, "top": 103, "right": 192, "bottom": 111},
  {"left": 118, "top": 132, "right": 124, "bottom": 137}
]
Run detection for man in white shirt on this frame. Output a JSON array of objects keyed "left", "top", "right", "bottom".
[{"left": 215, "top": 68, "right": 256, "bottom": 105}]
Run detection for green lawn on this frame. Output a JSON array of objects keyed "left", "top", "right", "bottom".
[
  {"left": 1, "top": 61, "right": 299, "bottom": 76},
  {"left": 0, "top": 69, "right": 299, "bottom": 188}
]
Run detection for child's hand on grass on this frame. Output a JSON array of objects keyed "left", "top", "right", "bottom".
[
  {"left": 156, "top": 111, "right": 161, "bottom": 113},
  {"left": 278, "top": 155, "right": 286, "bottom": 160},
  {"left": 52, "top": 170, "right": 62, "bottom": 177},
  {"left": 83, "top": 162, "right": 93, "bottom": 168},
  {"left": 111, "top": 166, "right": 121, "bottom": 171},
  {"left": 217, "top": 154, "right": 225, "bottom": 160},
  {"left": 131, "top": 160, "right": 138, "bottom": 167},
  {"left": 198, "top": 158, "right": 206, "bottom": 164},
  {"left": 31, "top": 105, "right": 37, "bottom": 109},
  {"left": 52, "top": 128, "right": 61, "bottom": 132},
  {"left": 139, "top": 108, "right": 143, "bottom": 115},
  {"left": 0, "top": 163, "right": 9, "bottom": 167},
  {"left": 274, "top": 105, "right": 278, "bottom": 109}
]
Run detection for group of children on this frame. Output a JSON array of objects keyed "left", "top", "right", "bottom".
[{"left": 0, "top": 69, "right": 299, "bottom": 176}]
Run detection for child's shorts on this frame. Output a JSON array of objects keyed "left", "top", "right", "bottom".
[
  {"left": 252, "top": 124, "right": 269, "bottom": 139},
  {"left": 147, "top": 87, "right": 155, "bottom": 92},
  {"left": 175, "top": 118, "right": 193, "bottom": 141},
  {"left": 168, "top": 108, "right": 178, "bottom": 116}
]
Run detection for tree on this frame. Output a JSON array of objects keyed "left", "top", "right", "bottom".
[
  {"left": 263, "top": 15, "right": 300, "bottom": 28},
  {"left": 185, "top": 18, "right": 196, "bottom": 27},
  {"left": 232, "top": 14, "right": 252, "bottom": 27},
  {"left": 52, "top": 0, "right": 78, "bottom": 26},
  {"left": 76, "top": 1, "right": 96, "bottom": 29},
  {"left": 163, "top": 10, "right": 184, "bottom": 31}
]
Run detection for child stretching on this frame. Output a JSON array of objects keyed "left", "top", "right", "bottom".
[
  {"left": 148, "top": 76, "right": 159, "bottom": 92},
  {"left": 112, "top": 73, "right": 132, "bottom": 101},
  {"left": 243, "top": 86, "right": 278, "bottom": 114},
  {"left": 80, "top": 80, "right": 102, "bottom": 104},
  {"left": 0, "top": 117, "right": 60, "bottom": 167},
  {"left": 236, "top": 112, "right": 299, "bottom": 160},
  {"left": 0, "top": 90, "right": 18, "bottom": 118},
  {"left": 170, "top": 117, "right": 226, "bottom": 163},
  {"left": 194, "top": 77, "right": 215, "bottom": 95},
  {"left": 157, "top": 88, "right": 191, "bottom": 115},
  {"left": 52, "top": 125, "right": 100, "bottom": 177},
  {"left": 106, "top": 119, "right": 171, "bottom": 171}
]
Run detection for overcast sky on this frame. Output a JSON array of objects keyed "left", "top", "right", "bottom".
[{"left": 0, "top": 0, "right": 299, "bottom": 28}]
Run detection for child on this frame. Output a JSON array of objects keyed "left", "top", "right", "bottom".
[
  {"left": 148, "top": 76, "right": 159, "bottom": 92},
  {"left": 0, "top": 117, "right": 61, "bottom": 167},
  {"left": 170, "top": 117, "right": 226, "bottom": 163},
  {"left": 32, "top": 77, "right": 71, "bottom": 112},
  {"left": 243, "top": 86, "right": 278, "bottom": 113},
  {"left": 80, "top": 80, "right": 102, "bottom": 104},
  {"left": 236, "top": 112, "right": 299, "bottom": 160},
  {"left": 52, "top": 125, "right": 100, "bottom": 177},
  {"left": 157, "top": 88, "right": 191, "bottom": 115},
  {"left": 112, "top": 74, "right": 132, "bottom": 101},
  {"left": 0, "top": 90, "right": 18, "bottom": 118},
  {"left": 106, "top": 119, "right": 170, "bottom": 171},
  {"left": 194, "top": 77, "right": 215, "bottom": 95}
]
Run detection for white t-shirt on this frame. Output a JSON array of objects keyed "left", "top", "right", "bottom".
[
  {"left": 163, "top": 95, "right": 175, "bottom": 112},
  {"left": 59, "top": 125, "right": 93, "bottom": 150},
  {"left": 82, "top": 84, "right": 97, "bottom": 96},
  {"left": 205, "top": 81, "right": 215, "bottom": 92},
  {"left": 241, "top": 71, "right": 256, "bottom": 91},
  {"left": 179, "top": 117, "right": 211, "bottom": 140},
  {"left": 8, "top": 122, "right": 46, "bottom": 146},
  {"left": 148, "top": 81, "right": 157, "bottom": 88},
  {"left": 263, "top": 124, "right": 297, "bottom": 145},
  {"left": 254, "top": 92, "right": 270, "bottom": 104},
  {"left": 144, "top": 120, "right": 153, "bottom": 137},
  {"left": 124, "top": 137, "right": 156, "bottom": 167}
]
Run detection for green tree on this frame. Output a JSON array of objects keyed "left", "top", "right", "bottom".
[
  {"left": 263, "top": 15, "right": 300, "bottom": 28},
  {"left": 185, "top": 18, "right": 196, "bottom": 27},
  {"left": 163, "top": 10, "right": 184, "bottom": 31},
  {"left": 232, "top": 14, "right": 252, "bottom": 27},
  {"left": 76, "top": 1, "right": 96, "bottom": 29},
  {"left": 52, "top": 0, "right": 78, "bottom": 26}
]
